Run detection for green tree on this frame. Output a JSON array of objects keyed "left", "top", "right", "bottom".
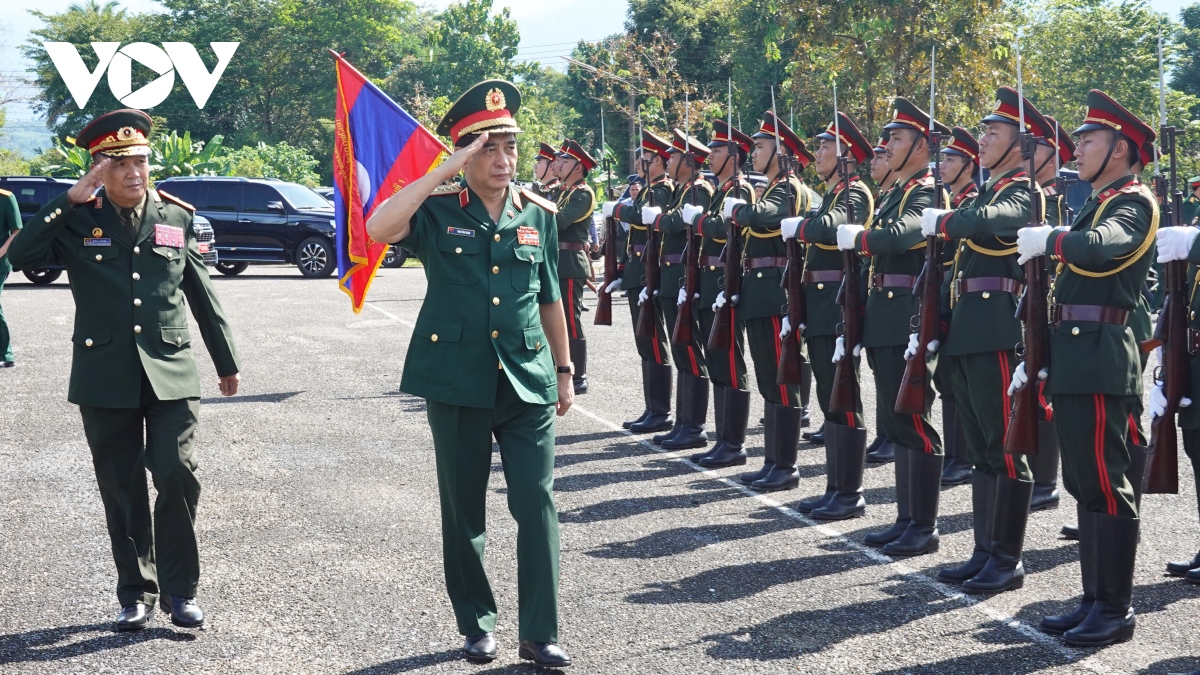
[
  {"left": 150, "top": 130, "right": 225, "bottom": 178},
  {"left": 222, "top": 141, "right": 321, "bottom": 186},
  {"left": 0, "top": 111, "right": 32, "bottom": 176},
  {"left": 412, "top": 0, "right": 532, "bottom": 101}
]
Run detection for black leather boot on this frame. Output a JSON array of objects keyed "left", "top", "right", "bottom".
[
  {"left": 1041, "top": 504, "right": 1097, "bottom": 635},
  {"left": 1167, "top": 498, "right": 1200, "bottom": 576},
  {"left": 865, "top": 444, "right": 912, "bottom": 547},
  {"left": 1063, "top": 513, "right": 1138, "bottom": 647},
  {"left": 963, "top": 476, "right": 1033, "bottom": 594},
  {"left": 664, "top": 373, "right": 710, "bottom": 450},
  {"left": 751, "top": 404, "right": 801, "bottom": 491},
  {"left": 802, "top": 422, "right": 825, "bottom": 445},
  {"left": 631, "top": 363, "right": 674, "bottom": 433},
  {"left": 867, "top": 439, "right": 896, "bottom": 464},
  {"left": 1030, "top": 419, "right": 1060, "bottom": 510},
  {"left": 738, "top": 402, "right": 776, "bottom": 485},
  {"left": 698, "top": 387, "right": 751, "bottom": 468},
  {"left": 938, "top": 470, "right": 997, "bottom": 584},
  {"left": 800, "top": 361, "right": 812, "bottom": 428},
  {"left": 624, "top": 361, "right": 654, "bottom": 429},
  {"left": 797, "top": 423, "right": 837, "bottom": 513},
  {"left": 883, "top": 449, "right": 942, "bottom": 557},
  {"left": 940, "top": 400, "right": 972, "bottom": 486},
  {"left": 652, "top": 371, "right": 686, "bottom": 444},
  {"left": 569, "top": 338, "right": 588, "bottom": 395},
  {"left": 811, "top": 424, "right": 868, "bottom": 520},
  {"left": 691, "top": 385, "right": 724, "bottom": 463},
  {"left": 865, "top": 432, "right": 884, "bottom": 456}
]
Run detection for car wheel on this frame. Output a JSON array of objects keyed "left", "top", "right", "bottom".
[
  {"left": 216, "top": 261, "right": 249, "bottom": 276},
  {"left": 297, "top": 236, "right": 335, "bottom": 278},
  {"left": 381, "top": 245, "right": 407, "bottom": 268},
  {"left": 23, "top": 269, "right": 63, "bottom": 285}
]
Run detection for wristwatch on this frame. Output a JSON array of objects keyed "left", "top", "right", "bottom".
[{"left": 556, "top": 364, "right": 574, "bottom": 375}]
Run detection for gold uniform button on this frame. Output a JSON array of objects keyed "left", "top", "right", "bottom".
[
  {"left": 95, "top": 254, "right": 103, "bottom": 261},
  {"left": 493, "top": 297, "right": 500, "bottom": 305},
  {"left": 535, "top": 341, "right": 541, "bottom": 349},
  {"left": 84, "top": 338, "right": 94, "bottom": 347},
  {"left": 887, "top": 291, "right": 894, "bottom": 299},
  {"left": 665, "top": 262, "right": 671, "bottom": 267},
  {"left": 175, "top": 337, "right": 182, "bottom": 346},
  {"left": 431, "top": 333, "right": 439, "bottom": 342},
  {"left": 982, "top": 291, "right": 991, "bottom": 299},
  {"left": 491, "top": 330, "right": 499, "bottom": 338},
  {"left": 1071, "top": 327, "right": 1080, "bottom": 336},
  {"left": 133, "top": 325, "right": 142, "bottom": 334},
  {"left": 43, "top": 216, "right": 50, "bottom": 223},
  {"left": 55, "top": 208, "right": 62, "bottom": 215},
  {"left": 817, "top": 283, "right": 825, "bottom": 290},
  {"left": 756, "top": 272, "right": 763, "bottom": 278},
  {"left": 1192, "top": 311, "right": 1197, "bottom": 321},
  {"left": 455, "top": 247, "right": 462, "bottom": 254},
  {"left": 636, "top": 251, "right": 642, "bottom": 257},
  {"left": 133, "top": 299, "right": 142, "bottom": 307},
  {"left": 492, "top": 266, "right": 499, "bottom": 274},
  {"left": 529, "top": 254, "right": 535, "bottom": 262},
  {"left": 709, "top": 266, "right": 716, "bottom": 271},
  {"left": 957, "top": 271, "right": 963, "bottom": 278},
  {"left": 132, "top": 272, "right": 141, "bottom": 281},
  {"left": 494, "top": 234, "right": 501, "bottom": 242},
  {"left": 133, "top": 246, "right": 140, "bottom": 254}
]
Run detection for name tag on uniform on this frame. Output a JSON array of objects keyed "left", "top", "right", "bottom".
[
  {"left": 83, "top": 238, "right": 111, "bottom": 246},
  {"left": 446, "top": 226, "right": 475, "bottom": 237},
  {"left": 517, "top": 226, "right": 540, "bottom": 246},
  {"left": 154, "top": 224, "right": 185, "bottom": 248}
]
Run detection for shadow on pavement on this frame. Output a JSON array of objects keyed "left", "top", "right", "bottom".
[
  {"left": 0, "top": 623, "right": 196, "bottom": 664},
  {"left": 871, "top": 642, "right": 1082, "bottom": 674},
  {"left": 1022, "top": 543, "right": 1079, "bottom": 577},
  {"left": 553, "top": 459, "right": 691, "bottom": 493},
  {"left": 586, "top": 507, "right": 794, "bottom": 559},
  {"left": 553, "top": 430, "right": 636, "bottom": 446},
  {"left": 340, "top": 649, "right": 463, "bottom": 674},
  {"left": 626, "top": 551, "right": 869, "bottom": 604},
  {"left": 559, "top": 486, "right": 745, "bottom": 524},
  {"left": 553, "top": 445, "right": 656, "bottom": 469},
  {"left": 1139, "top": 656, "right": 1200, "bottom": 674},
  {"left": 200, "top": 391, "right": 305, "bottom": 404}
]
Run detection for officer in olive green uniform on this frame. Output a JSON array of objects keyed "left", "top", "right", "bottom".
[
  {"left": 643, "top": 129, "right": 715, "bottom": 450},
  {"left": 719, "top": 111, "right": 814, "bottom": 492},
  {"left": 368, "top": 80, "right": 571, "bottom": 668},
  {"left": 1183, "top": 177, "right": 1200, "bottom": 226},
  {"left": 686, "top": 120, "right": 754, "bottom": 467},
  {"left": 924, "top": 88, "right": 1047, "bottom": 593},
  {"left": 1017, "top": 90, "right": 1157, "bottom": 647},
  {"left": 0, "top": 188, "right": 20, "bottom": 366},
  {"left": 604, "top": 131, "right": 675, "bottom": 433},
  {"left": 859, "top": 135, "right": 898, "bottom": 461},
  {"left": 781, "top": 112, "right": 874, "bottom": 520},
  {"left": 553, "top": 139, "right": 597, "bottom": 395},
  {"left": 533, "top": 142, "right": 563, "bottom": 200},
  {"left": 7, "top": 109, "right": 240, "bottom": 630},
  {"left": 843, "top": 98, "right": 947, "bottom": 557}
]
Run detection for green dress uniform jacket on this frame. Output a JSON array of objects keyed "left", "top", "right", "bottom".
[
  {"left": 8, "top": 189, "right": 240, "bottom": 407},
  {"left": 1182, "top": 195, "right": 1199, "bottom": 226},
  {"left": 614, "top": 176, "right": 673, "bottom": 290},
  {"left": 1045, "top": 185, "right": 1068, "bottom": 228},
  {"left": 729, "top": 173, "right": 812, "bottom": 320},
  {"left": 398, "top": 183, "right": 561, "bottom": 408},
  {"left": 0, "top": 189, "right": 20, "bottom": 275},
  {"left": 1178, "top": 242, "right": 1200, "bottom": 429},
  {"left": 655, "top": 176, "right": 715, "bottom": 298},
  {"left": 696, "top": 176, "right": 754, "bottom": 306},
  {"left": 554, "top": 179, "right": 595, "bottom": 279},
  {"left": 796, "top": 176, "right": 874, "bottom": 337}
]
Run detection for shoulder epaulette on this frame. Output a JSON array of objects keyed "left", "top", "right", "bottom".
[
  {"left": 521, "top": 188, "right": 558, "bottom": 214},
  {"left": 431, "top": 183, "right": 465, "bottom": 196},
  {"left": 904, "top": 175, "right": 935, "bottom": 192},
  {"left": 0, "top": 188, "right": 10, "bottom": 197},
  {"left": 156, "top": 189, "right": 195, "bottom": 211},
  {"left": 1096, "top": 181, "right": 1146, "bottom": 204}
]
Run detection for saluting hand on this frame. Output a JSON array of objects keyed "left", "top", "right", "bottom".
[
  {"left": 67, "top": 156, "right": 112, "bottom": 205},
  {"left": 438, "top": 132, "right": 490, "bottom": 178}
]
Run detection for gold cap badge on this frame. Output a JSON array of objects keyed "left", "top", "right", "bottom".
[{"left": 485, "top": 88, "right": 506, "bottom": 112}]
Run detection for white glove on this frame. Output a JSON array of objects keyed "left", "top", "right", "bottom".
[
  {"left": 722, "top": 198, "right": 746, "bottom": 219},
  {"left": 605, "top": 278, "right": 622, "bottom": 293},
  {"left": 904, "top": 333, "right": 917, "bottom": 360},
  {"left": 677, "top": 287, "right": 688, "bottom": 305},
  {"left": 1150, "top": 383, "right": 1193, "bottom": 418},
  {"left": 1007, "top": 361, "right": 1049, "bottom": 396},
  {"left": 837, "top": 224, "right": 864, "bottom": 251},
  {"left": 780, "top": 316, "right": 792, "bottom": 338},
  {"left": 602, "top": 201, "right": 617, "bottom": 217},
  {"left": 833, "top": 336, "right": 845, "bottom": 363},
  {"left": 681, "top": 203, "right": 705, "bottom": 226},
  {"left": 921, "top": 207, "right": 951, "bottom": 237},
  {"left": 781, "top": 216, "right": 804, "bottom": 241},
  {"left": 638, "top": 287, "right": 649, "bottom": 306},
  {"left": 641, "top": 205, "right": 662, "bottom": 224},
  {"left": 1016, "top": 225, "right": 1054, "bottom": 264},
  {"left": 1156, "top": 226, "right": 1200, "bottom": 263}
]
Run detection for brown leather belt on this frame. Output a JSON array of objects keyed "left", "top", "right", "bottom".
[
  {"left": 701, "top": 255, "right": 725, "bottom": 268},
  {"left": 871, "top": 273, "right": 918, "bottom": 289},
  {"left": 744, "top": 256, "right": 788, "bottom": 270},
  {"left": 1051, "top": 304, "right": 1128, "bottom": 326},
  {"left": 806, "top": 270, "right": 844, "bottom": 284},
  {"left": 956, "top": 277, "right": 1023, "bottom": 298},
  {"left": 662, "top": 254, "right": 684, "bottom": 265},
  {"left": 559, "top": 242, "right": 588, "bottom": 251}
]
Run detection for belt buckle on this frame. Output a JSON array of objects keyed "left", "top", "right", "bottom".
[
  {"left": 1050, "top": 304, "right": 1062, "bottom": 327},
  {"left": 1190, "top": 327, "right": 1199, "bottom": 355},
  {"left": 953, "top": 278, "right": 961, "bottom": 302}
]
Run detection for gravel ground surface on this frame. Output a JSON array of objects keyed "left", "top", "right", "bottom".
[{"left": 2, "top": 265, "right": 1199, "bottom": 675}]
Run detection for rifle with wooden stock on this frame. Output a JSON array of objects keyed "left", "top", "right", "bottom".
[
  {"left": 673, "top": 178, "right": 703, "bottom": 345},
  {"left": 635, "top": 159, "right": 662, "bottom": 339},
  {"left": 708, "top": 80, "right": 742, "bottom": 352}
]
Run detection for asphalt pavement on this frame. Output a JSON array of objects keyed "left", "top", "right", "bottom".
[{"left": 2, "top": 265, "right": 1199, "bottom": 674}]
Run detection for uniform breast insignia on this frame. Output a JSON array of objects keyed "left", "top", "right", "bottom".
[
  {"left": 93, "top": 228, "right": 104, "bottom": 237},
  {"left": 83, "top": 238, "right": 112, "bottom": 247},
  {"left": 447, "top": 226, "right": 475, "bottom": 237},
  {"left": 154, "top": 223, "right": 185, "bottom": 248},
  {"left": 517, "top": 226, "right": 540, "bottom": 246}
]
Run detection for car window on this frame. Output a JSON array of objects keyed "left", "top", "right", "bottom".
[
  {"left": 161, "top": 182, "right": 200, "bottom": 206},
  {"left": 206, "top": 183, "right": 240, "bottom": 212},
  {"left": 274, "top": 183, "right": 333, "bottom": 210},
  {"left": 10, "top": 184, "right": 45, "bottom": 215},
  {"left": 242, "top": 184, "right": 282, "bottom": 213}
]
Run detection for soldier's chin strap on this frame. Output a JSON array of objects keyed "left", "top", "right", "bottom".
[
  {"left": 893, "top": 130, "right": 926, "bottom": 180},
  {"left": 821, "top": 149, "right": 850, "bottom": 183},
  {"left": 1035, "top": 148, "right": 1055, "bottom": 182},
  {"left": 992, "top": 125, "right": 1022, "bottom": 171},
  {"left": 713, "top": 147, "right": 733, "bottom": 181},
  {"left": 1082, "top": 129, "right": 1121, "bottom": 185},
  {"left": 947, "top": 159, "right": 973, "bottom": 188}
]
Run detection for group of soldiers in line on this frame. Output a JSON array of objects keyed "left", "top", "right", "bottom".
[{"left": 532, "top": 86, "right": 1200, "bottom": 650}]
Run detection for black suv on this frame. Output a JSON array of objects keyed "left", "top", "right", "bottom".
[{"left": 155, "top": 176, "right": 337, "bottom": 278}]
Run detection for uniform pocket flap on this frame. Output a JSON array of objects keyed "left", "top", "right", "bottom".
[
  {"left": 514, "top": 246, "right": 544, "bottom": 264},
  {"left": 414, "top": 316, "right": 463, "bottom": 343},
  {"left": 161, "top": 327, "right": 191, "bottom": 347},
  {"left": 1058, "top": 320, "right": 1101, "bottom": 336},
  {"left": 523, "top": 326, "right": 546, "bottom": 352},
  {"left": 72, "top": 329, "right": 111, "bottom": 346},
  {"left": 153, "top": 246, "right": 183, "bottom": 261},
  {"left": 78, "top": 246, "right": 120, "bottom": 261},
  {"left": 437, "top": 233, "right": 480, "bottom": 255}
]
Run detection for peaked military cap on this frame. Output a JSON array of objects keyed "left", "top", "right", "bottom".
[
  {"left": 1189, "top": 176, "right": 1200, "bottom": 188},
  {"left": 557, "top": 139, "right": 597, "bottom": 171},
  {"left": 815, "top": 112, "right": 872, "bottom": 163},
  {"left": 981, "top": 86, "right": 1046, "bottom": 135},
  {"left": 641, "top": 129, "right": 673, "bottom": 161},
  {"left": 873, "top": 134, "right": 889, "bottom": 155},
  {"left": 708, "top": 119, "right": 752, "bottom": 153},
  {"left": 436, "top": 79, "right": 522, "bottom": 144},
  {"left": 536, "top": 142, "right": 557, "bottom": 162},
  {"left": 883, "top": 97, "right": 951, "bottom": 138},
  {"left": 1072, "top": 89, "right": 1156, "bottom": 167},
  {"left": 670, "top": 128, "right": 710, "bottom": 162},
  {"left": 75, "top": 109, "right": 153, "bottom": 157},
  {"left": 752, "top": 111, "right": 814, "bottom": 167},
  {"left": 942, "top": 126, "right": 979, "bottom": 162},
  {"left": 1034, "top": 115, "right": 1076, "bottom": 167}
]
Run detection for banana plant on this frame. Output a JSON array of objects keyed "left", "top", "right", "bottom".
[
  {"left": 150, "top": 130, "right": 226, "bottom": 178},
  {"left": 38, "top": 139, "right": 93, "bottom": 178}
]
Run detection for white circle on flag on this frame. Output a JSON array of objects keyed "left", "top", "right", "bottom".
[{"left": 355, "top": 160, "right": 371, "bottom": 204}]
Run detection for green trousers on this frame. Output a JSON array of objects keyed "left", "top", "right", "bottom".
[
  {"left": 658, "top": 296, "right": 706, "bottom": 377},
  {"left": 745, "top": 315, "right": 799, "bottom": 407},
  {"left": 1054, "top": 393, "right": 1139, "bottom": 518},
  {"left": 0, "top": 269, "right": 11, "bottom": 362},
  {"left": 627, "top": 290, "right": 670, "bottom": 365},
  {"left": 560, "top": 277, "right": 586, "bottom": 341},
  {"left": 79, "top": 373, "right": 201, "bottom": 607},
  {"left": 867, "top": 345, "right": 942, "bottom": 454},
  {"left": 944, "top": 350, "right": 1031, "bottom": 480},
  {"left": 1184, "top": 429, "right": 1200, "bottom": 492},
  {"left": 698, "top": 306, "right": 747, "bottom": 390},
  {"left": 808, "top": 334, "right": 864, "bottom": 428},
  {"left": 426, "top": 374, "right": 560, "bottom": 642}
]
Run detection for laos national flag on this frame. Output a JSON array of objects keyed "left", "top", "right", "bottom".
[{"left": 331, "top": 50, "right": 448, "bottom": 312}]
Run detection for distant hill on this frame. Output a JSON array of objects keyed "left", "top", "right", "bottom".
[{"left": 0, "top": 111, "right": 54, "bottom": 159}]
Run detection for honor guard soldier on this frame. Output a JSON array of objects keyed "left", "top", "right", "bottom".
[
  {"left": 922, "top": 87, "right": 1048, "bottom": 593},
  {"left": 842, "top": 97, "right": 948, "bottom": 556},
  {"left": 552, "top": 139, "right": 597, "bottom": 395},
  {"left": 365, "top": 80, "right": 573, "bottom": 668},
  {"left": 780, "top": 111, "right": 875, "bottom": 520},
  {"left": 7, "top": 109, "right": 241, "bottom": 630},
  {"left": 685, "top": 120, "right": 755, "bottom": 467},
  {"left": 935, "top": 126, "right": 981, "bottom": 488},
  {"left": 1012, "top": 90, "right": 1157, "bottom": 647},
  {"left": 602, "top": 131, "right": 676, "bottom": 433},
  {"left": 715, "top": 111, "right": 815, "bottom": 492},
  {"left": 0, "top": 187, "right": 20, "bottom": 367},
  {"left": 642, "top": 129, "right": 715, "bottom": 449},
  {"left": 1183, "top": 175, "right": 1200, "bottom": 225},
  {"left": 532, "top": 142, "right": 562, "bottom": 199}
]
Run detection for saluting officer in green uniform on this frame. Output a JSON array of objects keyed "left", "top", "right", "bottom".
[
  {"left": 780, "top": 111, "right": 874, "bottom": 520},
  {"left": 365, "top": 80, "right": 573, "bottom": 668},
  {"left": 922, "top": 88, "right": 1046, "bottom": 593},
  {"left": 685, "top": 120, "right": 754, "bottom": 467},
  {"left": 841, "top": 98, "right": 947, "bottom": 557},
  {"left": 532, "top": 142, "right": 563, "bottom": 200},
  {"left": 1014, "top": 90, "right": 1157, "bottom": 647},
  {"left": 643, "top": 129, "right": 715, "bottom": 450},
  {"left": 602, "top": 131, "right": 675, "bottom": 433},
  {"left": 7, "top": 109, "right": 241, "bottom": 630},
  {"left": 552, "top": 139, "right": 597, "bottom": 395},
  {"left": 0, "top": 187, "right": 20, "bottom": 367},
  {"left": 717, "top": 111, "right": 814, "bottom": 492}
]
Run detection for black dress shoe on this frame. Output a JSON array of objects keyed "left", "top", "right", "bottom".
[
  {"left": 0, "top": 361, "right": 14, "bottom": 368},
  {"left": 1061, "top": 523, "right": 1079, "bottom": 540},
  {"left": 519, "top": 640, "right": 572, "bottom": 668},
  {"left": 115, "top": 603, "right": 154, "bottom": 631},
  {"left": 1166, "top": 550, "right": 1200, "bottom": 577},
  {"left": 463, "top": 633, "right": 497, "bottom": 662},
  {"left": 159, "top": 595, "right": 205, "bottom": 628}
]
